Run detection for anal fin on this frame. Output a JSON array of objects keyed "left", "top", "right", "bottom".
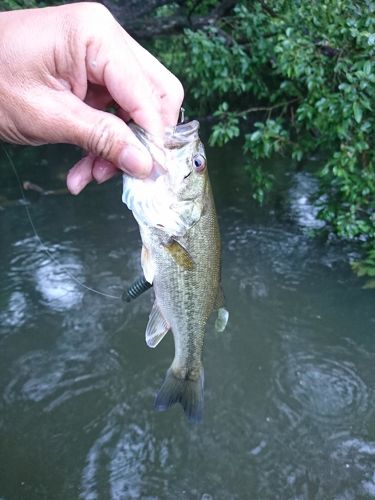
[
  {"left": 213, "top": 286, "right": 229, "bottom": 332},
  {"left": 146, "top": 302, "right": 170, "bottom": 348},
  {"left": 215, "top": 307, "right": 229, "bottom": 333}
]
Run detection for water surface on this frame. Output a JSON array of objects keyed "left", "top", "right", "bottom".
[{"left": 0, "top": 143, "right": 374, "bottom": 499}]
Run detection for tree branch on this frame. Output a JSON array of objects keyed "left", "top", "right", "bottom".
[{"left": 196, "top": 98, "right": 300, "bottom": 124}]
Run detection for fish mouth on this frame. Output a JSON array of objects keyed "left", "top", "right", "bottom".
[
  {"left": 129, "top": 119, "right": 200, "bottom": 149},
  {"left": 165, "top": 120, "right": 200, "bottom": 147}
]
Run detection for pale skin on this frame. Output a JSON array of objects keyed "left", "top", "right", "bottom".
[{"left": 0, "top": 2, "right": 184, "bottom": 194}]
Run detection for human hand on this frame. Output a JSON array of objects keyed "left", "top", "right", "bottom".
[{"left": 0, "top": 3, "right": 184, "bottom": 194}]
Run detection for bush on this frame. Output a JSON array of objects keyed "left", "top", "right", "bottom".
[{"left": 155, "top": 0, "right": 375, "bottom": 276}]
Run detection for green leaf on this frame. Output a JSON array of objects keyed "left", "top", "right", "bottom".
[
  {"left": 363, "top": 61, "right": 372, "bottom": 76},
  {"left": 250, "top": 131, "right": 262, "bottom": 142},
  {"left": 353, "top": 102, "right": 363, "bottom": 123},
  {"left": 292, "top": 149, "right": 303, "bottom": 162}
]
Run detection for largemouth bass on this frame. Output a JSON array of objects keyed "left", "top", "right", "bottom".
[{"left": 122, "top": 120, "right": 228, "bottom": 422}]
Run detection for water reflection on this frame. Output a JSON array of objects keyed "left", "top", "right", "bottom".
[
  {"left": 330, "top": 437, "right": 375, "bottom": 497},
  {"left": 35, "top": 257, "right": 84, "bottom": 311},
  {"left": 288, "top": 172, "right": 325, "bottom": 230},
  {"left": 81, "top": 406, "right": 155, "bottom": 499},
  {"left": 0, "top": 291, "right": 27, "bottom": 329}
]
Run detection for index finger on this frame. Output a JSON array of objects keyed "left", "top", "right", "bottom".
[
  {"left": 86, "top": 28, "right": 164, "bottom": 139},
  {"left": 121, "top": 31, "right": 185, "bottom": 127}
]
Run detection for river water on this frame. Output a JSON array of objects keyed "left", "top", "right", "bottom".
[{"left": 0, "top": 141, "right": 374, "bottom": 499}]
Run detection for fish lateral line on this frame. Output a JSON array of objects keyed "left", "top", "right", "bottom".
[{"left": 2, "top": 145, "right": 122, "bottom": 300}]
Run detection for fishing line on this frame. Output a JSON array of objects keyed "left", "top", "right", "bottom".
[{"left": 2, "top": 145, "right": 122, "bottom": 300}]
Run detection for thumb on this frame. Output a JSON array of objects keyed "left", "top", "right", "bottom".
[{"left": 53, "top": 94, "right": 153, "bottom": 178}]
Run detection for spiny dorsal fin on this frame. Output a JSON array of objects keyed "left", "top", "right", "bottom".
[
  {"left": 145, "top": 301, "right": 170, "bottom": 348},
  {"left": 164, "top": 239, "right": 195, "bottom": 270}
]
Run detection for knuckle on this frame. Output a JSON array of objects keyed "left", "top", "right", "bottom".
[
  {"left": 68, "top": 2, "right": 113, "bottom": 37},
  {"left": 76, "top": 2, "right": 111, "bottom": 20},
  {"left": 87, "top": 2, "right": 112, "bottom": 20},
  {"left": 87, "top": 118, "right": 116, "bottom": 160}
]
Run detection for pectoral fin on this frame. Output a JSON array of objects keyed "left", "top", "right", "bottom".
[
  {"left": 164, "top": 239, "right": 195, "bottom": 270},
  {"left": 145, "top": 302, "right": 170, "bottom": 348}
]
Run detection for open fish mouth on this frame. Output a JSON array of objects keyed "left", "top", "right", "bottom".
[
  {"left": 165, "top": 120, "right": 200, "bottom": 148},
  {"left": 129, "top": 120, "right": 200, "bottom": 156}
]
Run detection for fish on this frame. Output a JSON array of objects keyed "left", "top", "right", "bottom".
[{"left": 122, "top": 120, "right": 228, "bottom": 422}]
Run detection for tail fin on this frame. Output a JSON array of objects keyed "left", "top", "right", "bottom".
[{"left": 154, "top": 367, "right": 204, "bottom": 423}]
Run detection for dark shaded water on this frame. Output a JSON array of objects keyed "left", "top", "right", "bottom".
[{"left": 0, "top": 143, "right": 374, "bottom": 499}]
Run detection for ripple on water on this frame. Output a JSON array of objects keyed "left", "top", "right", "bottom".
[
  {"left": 248, "top": 360, "right": 375, "bottom": 500},
  {"left": 8, "top": 237, "right": 85, "bottom": 311},
  {"left": 34, "top": 257, "right": 84, "bottom": 311},
  {"left": 223, "top": 221, "right": 322, "bottom": 296},
  {"left": 0, "top": 291, "right": 28, "bottom": 331},
  {"left": 2, "top": 345, "right": 119, "bottom": 413},
  {"left": 329, "top": 436, "right": 375, "bottom": 498},
  {"left": 3, "top": 351, "right": 104, "bottom": 411},
  {"left": 273, "top": 351, "right": 370, "bottom": 431},
  {"left": 288, "top": 172, "right": 325, "bottom": 230},
  {"left": 80, "top": 405, "right": 171, "bottom": 500}
]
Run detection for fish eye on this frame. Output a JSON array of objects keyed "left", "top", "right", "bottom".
[{"left": 192, "top": 154, "right": 206, "bottom": 172}]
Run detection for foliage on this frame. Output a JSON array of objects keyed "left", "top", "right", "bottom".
[
  {"left": 0, "top": 0, "right": 59, "bottom": 11},
  {"left": 154, "top": 0, "right": 375, "bottom": 277},
  {"left": 1, "top": 0, "right": 41, "bottom": 10},
  {"left": 352, "top": 244, "right": 375, "bottom": 288}
]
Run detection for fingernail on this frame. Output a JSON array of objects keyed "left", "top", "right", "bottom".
[
  {"left": 70, "top": 176, "right": 86, "bottom": 194},
  {"left": 96, "top": 171, "right": 115, "bottom": 184},
  {"left": 96, "top": 168, "right": 118, "bottom": 184},
  {"left": 67, "top": 179, "right": 82, "bottom": 195},
  {"left": 119, "top": 145, "right": 151, "bottom": 178}
]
